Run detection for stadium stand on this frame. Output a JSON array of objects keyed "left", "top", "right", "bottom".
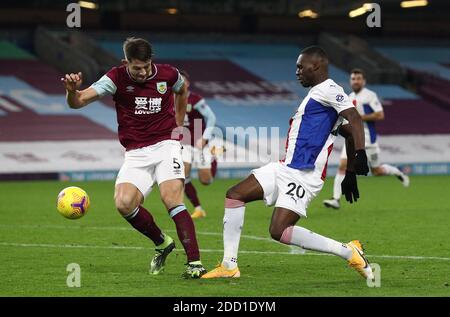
[
  {"left": 1, "top": 35, "right": 450, "bottom": 179},
  {"left": 376, "top": 46, "right": 450, "bottom": 111},
  {"left": 100, "top": 39, "right": 450, "bottom": 136}
]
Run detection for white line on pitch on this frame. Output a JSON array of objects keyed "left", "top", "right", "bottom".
[
  {"left": 1, "top": 242, "right": 450, "bottom": 262},
  {"left": 0, "top": 224, "right": 273, "bottom": 242}
]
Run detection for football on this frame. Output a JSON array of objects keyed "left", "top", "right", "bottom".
[{"left": 56, "top": 186, "right": 90, "bottom": 219}]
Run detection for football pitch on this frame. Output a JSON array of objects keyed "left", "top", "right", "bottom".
[{"left": 1, "top": 175, "right": 449, "bottom": 297}]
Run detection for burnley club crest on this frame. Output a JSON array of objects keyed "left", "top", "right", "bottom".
[{"left": 157, "top": 82, "right": 167, "bottom": 94}]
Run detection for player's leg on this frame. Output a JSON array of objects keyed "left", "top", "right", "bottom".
[
  {"left": 223, "top": 174, "right": 264, "bottom": 267},
  {"left": 273, "top": 164, "right": 374, "bottom": 280},
  {"left": 323, "top": 144, "right": 347, "bottom": 209},
  {"left": 115, "top": 177, "right": 166, "bottom": 247},
  {"left": 183, "top": 146, "right": 206, "bottom": 218},
  {"left": 198, "top": 168, "right": 213, "bottom": 185},
  {"left": 271, "top": 209, "right": 374, "bottom": 280},
  {"left": 184, "top": 162, "right": 202, "bottom": 209},
  {"left": 198, "top": 146, "right": 214, "bottom": 185},
  {"left": 115, "top": 162, "right": 175, "bottom": 275},
  {"left": 186, "top": 168, "right": 210, "bottom": 219},
  {"left": 190, "top": 147, "right": 214, "bottom": 219},
  {"left": 156, "top": 141, "right": 206, "bottom": 278},
  {"left": 211, "top": 157, "right": 218, "bottom": 178},
  {"left": 372, "top": 165, "right": 409, "bottom": 186},
  {"left": 202, "top": 166, "right": 269, "bottom": 279},
  {"left": 369, "top": 144, "right": 410, "bottom": 187},
  {"left": 184, "top": 161, "right": 192, "bottom": 177},
  {"left": 159, "top": 178, "right": 206, "bottom": 278},
  {"left": 271, "top": 207, "right": 351, "bottom": 257},
  {"left": 183, "top": 146, "right": 201, "bottom": 209}
]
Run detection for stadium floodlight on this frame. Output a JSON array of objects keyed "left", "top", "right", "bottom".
[
  {"left": 400, "top": 0, "right": 428, "bottom": 8},
  {"left": 166, "top": 8, "right": 178, "bottom": 15},
  {"left": 78, "top": 1, "right": 98, "bottom": 10},
  {"left": 348, "top": 3, "right": 373, "bottom": 18},
  {"left": 298, "top": 9, "right": 319, "bottom": 19}
]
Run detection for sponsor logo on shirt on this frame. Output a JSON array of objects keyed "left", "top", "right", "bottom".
[
  {"left": 134, "top": 97, "right": 162, "bottom": 114},
  {"left": 126, "top": 86, "right": 135, "bottom": 92}
]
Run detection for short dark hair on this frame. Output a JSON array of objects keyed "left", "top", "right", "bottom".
[
  {"left": 179, "top": 69, "right": 190, "bottom": 79},
  {"left": 123, "top": 37, "right": 153, "bottom": 62},
  {"left": 300, "top": 45, "right": 328, "bottom": 61},
  {"left": 351, "top": 68, "right": 365, "bottom": 78}
]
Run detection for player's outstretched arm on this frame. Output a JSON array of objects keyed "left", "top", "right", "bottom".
[
  {"left": 195, "top": 102, "right": 216, "bottom": 149},
  {"left": 339, "top": 124, "right": 360, "bottom": 203},
  {"left": 339, "top": 124, "right": 356, "bottom": 171},
  {"left": 340, "top": 107, "right": 369, "bottom": 176},
  {"left": 174, "top": 82, "right": 188, "bottom": 126},
  {"left": 61, "top": 72, "right": 99, "bottom": 109}
]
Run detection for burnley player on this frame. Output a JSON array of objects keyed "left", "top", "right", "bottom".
[
  {"left": 179, "top": 70, "right": 217, "bottom": 219},
  {"left": 202, "top": 46, "right": 374, "bottom": 281},
  {"left": 62, "top": 37, "right": 206, "bottom": 278},
  {"left": 323, "top": 68, "right": 410, "bottom": 210}
]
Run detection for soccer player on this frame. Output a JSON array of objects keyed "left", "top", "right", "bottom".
[
  {"left": 61, "top": 37, "right": 207, "bottom": 278},
  {"left": 179, "top": 70, "right": 217, "bottom": 219},
  {"left": 323, "top": 68, "right": 410, "bottom": 210},
  {"left": 201, "top": 46, "right": 374, "bottom": 281}
]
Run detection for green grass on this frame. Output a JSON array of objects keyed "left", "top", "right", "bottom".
[{"left": 1, "top": 175, "right": 449, "bottom": 296}]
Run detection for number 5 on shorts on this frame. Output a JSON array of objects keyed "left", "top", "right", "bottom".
[{"left": 173, "top": 158, "right": 181, "bottom": 169}]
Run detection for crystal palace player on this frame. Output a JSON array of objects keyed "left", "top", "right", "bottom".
[
  {"left": 323, "top": 68, "right": 410, "bottom": 209},
  {"left": 179, "top": 70, "right": 218, "bottom": 219},
  {"left": 62, "top": 37, "right": 206, "bottom": 278},
  {"left": 202, "top": 46, "right": 374, "bottom": 281}
]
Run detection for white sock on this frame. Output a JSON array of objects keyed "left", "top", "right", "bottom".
[
  {"left": 380, "top": 164, "right": 402, "bottom": 176},
  {"left": 280, "top": 226, "right": 352, "bottom": 260},
  {"left": 333, "top": 172, "right": 345, "bottom": 200},
  {"left": 222, "top": 198, "right": 245, "bottom": 270}
]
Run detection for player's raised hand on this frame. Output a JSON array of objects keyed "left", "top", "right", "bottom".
[
  {"left": 62, "top": 72, "right": 83, "bottom": 92},
  {"left": 341, "top": 170, "right": 359, "bottom": 203}
]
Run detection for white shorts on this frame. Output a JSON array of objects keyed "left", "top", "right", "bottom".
[
  {"left": 340, "top": 143, "right": 381, "bottom": 168},
  {"left": 252, "top": 162, "right": 321, "bottom": 218},
  {"left": 182, "top": 144, "right": 213, "bottom": 169},
  {"left": 116, "top": 140, "right": 185, "bottom": 198}
]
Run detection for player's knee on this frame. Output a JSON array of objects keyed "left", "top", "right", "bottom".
[
  {"left": 226, "top": 187, "right": 244, "bottom": 201},
  {"left": 198, "top": 170, "right": 213, "bottom": 185},
  {"left": 160, "top": 183, "right": 183, "bottom": 208},
  {"left": 199, "top": 177, "right": 213, "bottom": 186},
  {"left": 160, "top": 191, "right": 178, "bottom": 208},
  {"left": 269, "top": 224, "right": 285, "bottom": 242},
  {"left": 270, "top": 223, "right": 294, "bottom": 243},
  {"left": 269, "top": 228, "right": 282, "bottom": 242},
  {"left": 115, "top": 194, "right": 137, "bottom": 215}
]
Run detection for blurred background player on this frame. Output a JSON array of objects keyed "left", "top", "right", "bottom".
[
  {"left": 179, "top": 70, "right": 218, "bottom": 219},
  {"left": 323, "top": 68, "right": 410, "bottom": 210},
  {"left": 61, "top": 37, "right": 206, "bottom": 278}
]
